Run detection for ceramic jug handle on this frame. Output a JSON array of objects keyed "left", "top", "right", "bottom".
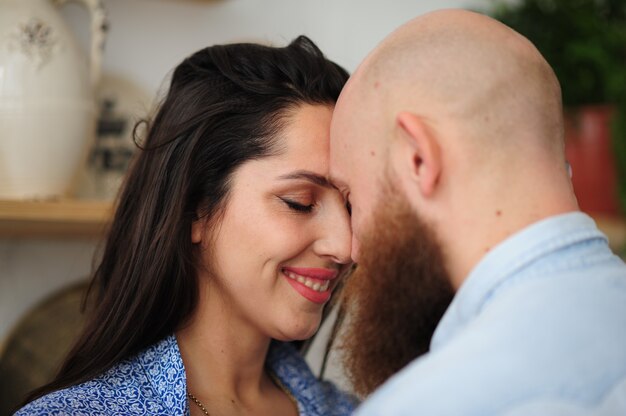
[{"left": 53, "top": 0, "right": 107, "bottom": 88}]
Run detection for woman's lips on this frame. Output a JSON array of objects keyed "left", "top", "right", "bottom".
[
  {"left": 284, "top": 267, "right": 339, "bottom": 280},
  {"left": 282, "top": 267, "right": 339, "bottom": 304}
]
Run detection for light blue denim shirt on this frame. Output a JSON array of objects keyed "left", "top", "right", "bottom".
[{"left": 356, "top": 212, "right": 626, "bottom": 415}]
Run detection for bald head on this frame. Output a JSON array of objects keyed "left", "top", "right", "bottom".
[
  {"left": 330, "top": 9, "right": 578, "bottom": 280},
  {"left": 340, "top": 9, "right": 564, "bottom": 161}
]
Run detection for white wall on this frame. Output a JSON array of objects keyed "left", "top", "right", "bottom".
[
  {"left": 0, "top": 239, "right": 98, "bottom": 346},
  {"left": 63, "top": 0, "right": 491, "bottom": 95},
  {"left": 2, "top": 0, "right": 489, "bottom": 387}
]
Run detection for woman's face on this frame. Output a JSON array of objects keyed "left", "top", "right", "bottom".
[{"left": 193, "top": 104, "right": 352, "bottom": 341}]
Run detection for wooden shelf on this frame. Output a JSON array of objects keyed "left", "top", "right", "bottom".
[
  {"left": 1, "top": 199, "right": 625, "bottom": 249},
  {"left": 0, "top": 199, "right": 113, "bottom": 238}
]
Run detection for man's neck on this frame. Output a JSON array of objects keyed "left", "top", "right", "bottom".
[{"left": 441, "top": 178, "right": 579, "bottom": 290}]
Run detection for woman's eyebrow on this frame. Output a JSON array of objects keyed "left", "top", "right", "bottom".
[{"left": 277, "top": 170, "right": 337, "bottom": 190}]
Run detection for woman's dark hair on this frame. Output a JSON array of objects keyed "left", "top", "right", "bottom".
[{"left": 23, "top": 35, "right": 348, "bottom": 404}]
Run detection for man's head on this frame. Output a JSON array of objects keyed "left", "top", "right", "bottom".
[{"left": 330, "top": 9, "right": 579, "bottom": 396}]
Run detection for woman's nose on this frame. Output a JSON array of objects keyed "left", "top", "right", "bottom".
[{"left": 313, "top": 207, "right": 352, "bottom": 264}]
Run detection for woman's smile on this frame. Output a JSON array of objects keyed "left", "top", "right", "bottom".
[{"left": 282, "top": 266, "right": 339, "bottom": 304}]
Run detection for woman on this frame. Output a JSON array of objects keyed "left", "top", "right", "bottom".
[{"left": 16, "top": 36, "right": 355, "bottom": 415}]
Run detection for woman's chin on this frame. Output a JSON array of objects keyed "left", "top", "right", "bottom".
[{"left": 273, "top": 318, "right": 321, "bottom": 342}]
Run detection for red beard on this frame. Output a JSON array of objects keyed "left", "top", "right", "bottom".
[{"left": 339, "top": 180, "right": 455, "bottom": 397}]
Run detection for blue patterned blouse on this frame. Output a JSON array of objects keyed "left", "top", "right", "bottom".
[{"left": 15, "top": 335, "right": 357, "bottom": 415}]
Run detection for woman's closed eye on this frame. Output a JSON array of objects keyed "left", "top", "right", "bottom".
[{"left": 280, "top": 197, "right": 314, "bottom": 213}]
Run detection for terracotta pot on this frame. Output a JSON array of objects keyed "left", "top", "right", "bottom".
[{"left": 564, "top": 105, "right": 621, "bottom": 216}]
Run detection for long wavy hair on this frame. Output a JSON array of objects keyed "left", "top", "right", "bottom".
[{"left": 23, "top": 35, "right": 348, "bottom": 405}]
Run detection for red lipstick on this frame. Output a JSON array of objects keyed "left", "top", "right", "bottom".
[
  {"left": 282, "top": 267, "right": 339, "bottom": 304},
  {"left": 283, "top": 267, "right": 339, "bottom": 280}
]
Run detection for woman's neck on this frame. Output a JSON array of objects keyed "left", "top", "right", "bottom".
[{"left": 175, "top": 280, "right": 273, "bottom": 405}]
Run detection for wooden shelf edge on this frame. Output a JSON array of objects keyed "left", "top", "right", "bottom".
[
  {"left": 0, "top": 199, "right": 114, "bottom": 239},
  {"left": 0, "top": 200, "right": 625, "bottom": 246}
]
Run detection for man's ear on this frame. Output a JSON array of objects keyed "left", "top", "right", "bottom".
[{"left": 394, "top": 111, "right": 441, "bottom": 198}]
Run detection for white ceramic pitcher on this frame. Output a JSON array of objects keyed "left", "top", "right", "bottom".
[{"left": 0, "top": 0, "right": 106, "bottom": 199}]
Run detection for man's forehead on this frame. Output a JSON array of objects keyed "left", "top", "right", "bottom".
[
  {"left": 331, "top": 85, "right": 370, "bottom": 143},
  {"left": 328, "top": 169, "right": 349, "bottom": 192},
  {"left": 328, "top": 117, "right": 352, "bottom": 187},
  {"left": 330, "top": 90, "right": 357, "bottom": 150},
  {"left": 331, "top": 89, "right": 356, "bottom": 131}
]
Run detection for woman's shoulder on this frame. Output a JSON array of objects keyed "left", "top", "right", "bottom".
[
  {"left": 268, "top": 341, "right": 359, "bottom": 416},
  {"left": 15, "top": 335, "right": 186, "bottom": 415},
  {"left": 15, "top": 368, "right": 154, "bottom": 415},
  {"left": 14, "top": 360, "right": 168, "bottom": 415}
]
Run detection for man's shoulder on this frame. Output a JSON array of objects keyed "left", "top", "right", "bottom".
[
  {"left": 485, "top": 259, "right": 626, "bottom": 336},
  {"left": 355, "top": 266, "right": 626, "bottom": 415},
  {"left": 357, "top": 372, "right": 626, "bottom": 416},
  {"left": 500, "top": 376, "right": 626, "bottom": 416}
]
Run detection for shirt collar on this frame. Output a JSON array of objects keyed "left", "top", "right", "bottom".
[
  {"left": 138, "top": 334, "right": 188, "bottom": 414},
  {"left": 137, "top": 336, "right": 320, "bottom": 415},
  {"left": 266, "top": 341, "right": 309, "bottom": 413},
  {"left": 431, "top": 212, "right": 607, "bottom": 350}
]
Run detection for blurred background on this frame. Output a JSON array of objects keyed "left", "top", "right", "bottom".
[{"left": 1, "top": 0, "right": 625, "bottom": 413}]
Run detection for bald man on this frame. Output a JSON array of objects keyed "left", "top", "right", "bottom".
[{"left": 331, "top": 9, "right": 626, "bottom": 415}]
